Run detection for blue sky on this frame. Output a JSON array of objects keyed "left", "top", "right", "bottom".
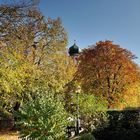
[
  {"left": 0, "top": 0, "right": 140, "bottom": 64},
  {"left": 39, "top": 0, "right": 140, "bottom": 65}
]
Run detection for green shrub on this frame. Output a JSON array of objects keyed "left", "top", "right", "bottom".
[
  {"left": 75, "top": 94, "right": 108, "bottom": 132},
  {"left": 16, "top": 93, "right": 68, "bottom": 140},
  {"left": 79, "top": 133, "right": 95, "bottom": 140}
]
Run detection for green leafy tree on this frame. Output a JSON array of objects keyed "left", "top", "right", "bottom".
[
  {"left": 16, "top": 92, "right": 68, "bottom": 140},
  {"left": 70, "top": 93, "right": 108, "bottom": 132}
]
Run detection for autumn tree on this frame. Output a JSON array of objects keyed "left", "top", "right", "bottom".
[
  {"left": 0, "top": 0, "right": 76, "bottom": 92},
  {"left": 0, "top": 1, "right": 76, "bottom": 113},
  {"left": 76, "top": 40, "right": 139, "bottom": 108},
  {"left": 0, "top": 2, "right": 67, "bottom": 65}
]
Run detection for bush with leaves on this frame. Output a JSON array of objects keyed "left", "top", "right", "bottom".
[
  {"left": 79, "top": 133, "right": 95, "bottom": 140},
  {"left": 0, "top": 107, "right": 14, "bottom": 131},
  {"left": 16, "top": 92, "right": 68, "bottom": 140},
  {"left": 67, "top": 93, "right": 108, "bottom": 132}
]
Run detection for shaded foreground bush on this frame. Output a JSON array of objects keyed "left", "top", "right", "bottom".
[
  {"left": 79, "top": 133, "right": 95, "bottom": 140},
  {"left": 93, "top": 108, "right": 140, "bottom": 140},
  {"left": 0, "top": 109, "right": 14, "bottom": 131},
  {"left": 94, "top": 128, "right": 140, "bottom": 140}
]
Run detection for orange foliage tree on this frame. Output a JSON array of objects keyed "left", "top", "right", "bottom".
[{"left": 76, "top": 40, "right": 140, "bottom": 108}]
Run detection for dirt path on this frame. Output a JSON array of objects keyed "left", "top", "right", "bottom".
[{"left": 0, "top": 131, "right": 20, "bottom": 140}]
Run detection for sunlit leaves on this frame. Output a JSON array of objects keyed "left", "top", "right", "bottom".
[
  {"left": 76, "top": 40, "right": 139, "bottom": 108},
  {"left": 16, "top": 93, "right": 68, "bottom": 140},
  {"left": 0, "top": 1, "right": 76, "bottom": 114}
]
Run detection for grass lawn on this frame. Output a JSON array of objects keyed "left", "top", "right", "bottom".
[{"left": 0, "top": 131, "right": 19, "bottom": 140}]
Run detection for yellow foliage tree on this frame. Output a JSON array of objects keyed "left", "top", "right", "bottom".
[{"left": 0, "top": 2, "right": 76, "bottom": 112}]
